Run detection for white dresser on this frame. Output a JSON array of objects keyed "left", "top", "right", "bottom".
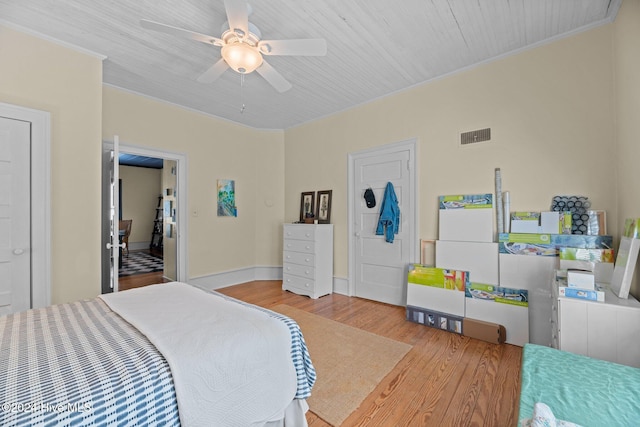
[{"left": 282, "top": 224, "right": 333, "bottom": 299}]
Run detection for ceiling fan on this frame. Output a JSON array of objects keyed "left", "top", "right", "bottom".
[{"left": 140, "top": 0, "right": 327, "bottom": 93}]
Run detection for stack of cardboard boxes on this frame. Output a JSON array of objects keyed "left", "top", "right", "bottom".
[
  {"left": 407, "top": 194, "right": 616, "bottom": 347},
  {"left": 407, "top": 194, "right": 519, "bottom": 345}
]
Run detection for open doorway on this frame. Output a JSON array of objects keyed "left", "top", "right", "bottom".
[
  {"left": 101, "top": 141, "right": 187, "bottom": 294},
  {"left": 117, "top": 155, "right": 175, "bottom": 290}
]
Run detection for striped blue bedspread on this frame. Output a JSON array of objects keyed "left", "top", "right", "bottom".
[
  {"left": 0, "top": 299, "right": 180, "bottom": 426},
  {"left": 0, "top": 289, "right": 315, "bottom": 426}
]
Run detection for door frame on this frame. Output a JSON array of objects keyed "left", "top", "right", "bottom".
[
  {"left": 347, "top": 138, "right": 418, "bottom": 298},
  {"left": 113, "top": 141, "right": 189, "bottom": 283},
  {"left": 0, "top": 102, "right": 51, "bottom": 308}
]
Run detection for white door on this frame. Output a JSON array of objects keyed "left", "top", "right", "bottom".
[
  {"left": 0, "top": 116, "right": 31, "bottom": 315},
  {"left": 101, "top": 136, "right": 123, "bottom": 293},
  {"left": 349, "top": 140, "right": 417, "bottom": 306}
]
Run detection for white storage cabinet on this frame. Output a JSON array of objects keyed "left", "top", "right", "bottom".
[
  {"left": 553, "top": 282, "right": 640, "bottom": 368},
  {"left": 282, "top": 224, "right": 333, "bottom": 299}
]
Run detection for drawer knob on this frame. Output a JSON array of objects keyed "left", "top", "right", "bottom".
[
  {"left": 305, "top": 233, "right": 311, "bottom": 237},
  {"left": 305, "top": 246, "right": 310, "bottom": 250},
  {"left": 305, "top": 258, "right": 310, "bottom": 262},
  {"left": 305, "top": 283, "right": 310, "bottom": 287}
]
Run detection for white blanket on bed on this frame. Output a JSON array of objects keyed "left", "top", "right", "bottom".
[{"left": 99, "top": 282, "right": 298, "bottom": 427}]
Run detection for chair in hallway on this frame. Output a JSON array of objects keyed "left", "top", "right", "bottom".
[{"left": 119, "top": 219, "right": 133, "bottom": 256}]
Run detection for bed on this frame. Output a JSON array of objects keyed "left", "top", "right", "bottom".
[
  {"left": 518, "top": 343, "right": 640, "bottom": 427},
  {"left": 0, "top": 282, "right": 316, "bottom": 426}
]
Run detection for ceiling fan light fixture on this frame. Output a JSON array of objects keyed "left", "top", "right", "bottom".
[{"left": 221, "top": 42, "right": 263, "bottom": 74}]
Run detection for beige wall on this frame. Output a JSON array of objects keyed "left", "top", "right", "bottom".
[
  {"left": 614, "top": 0, "right": 640, "bottom": 298},
  {"left": 102, "top": 87, "right": 285, "bottom": 279},
  {"left": 120, "top": 165, "right": 162, "bottom": 245},
  {"left": 285, "top": 24, "right": 617, "bottom": 280},
  {"left": 0, "top": 26, "right": 103, "bottom": 304}
]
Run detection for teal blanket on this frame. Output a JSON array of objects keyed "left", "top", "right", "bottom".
[{"left": 519, "top": 344, "right": 640, "bottom": 426}]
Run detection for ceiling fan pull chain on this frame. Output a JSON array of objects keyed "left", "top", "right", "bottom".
[{"left": 240, "top": 73, "right": 246, "bottom": 114}]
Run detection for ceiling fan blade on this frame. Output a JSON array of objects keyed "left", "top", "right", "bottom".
[
  {"left": 258, "top": 39, "right": 327, "bottom": 56},
  {"left": 196, "top": 58, "right": 229, "bottom": 84},
  {"left": 140, "top": 19, "right": 222, "bottom": 45},
  {"left": 224, "top": 0, "right": 249, "bottom": 37},
  {"left": 256, "top": 60, "right": 292, "bottom": 93}
]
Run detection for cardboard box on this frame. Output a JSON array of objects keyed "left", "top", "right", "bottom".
[
  {"left": 508, "top": 211, "right": 572, "bottom": 234},
  {"left": 435, "top": 241, "right": 499, "bottom": 285},
  {"left": 438, "top": 194, "right": 494, "bottom": 242},
  {"left": 610, "top": 236, "right": 640, "bottom": 299},
  {"left": 558, "top": 286, "right": 605, "bottom": 302},
  {"left": 510, "top": 212, "right": 540, "bottom": 233},
  {"left": 558, "top": 247, "right": 615, "bottom": 271},
  {"left": 464, "top": 283, "right": 528, "bottom": 307},
  {"left": 465, "top": 297, "right": 528, "bottom": 346},
  {"left": 540, "top": 211, "right": 560, "bottom": 234},
  {"left": 406, "top": 306, "right": 463, "bottom": 334},
  {"left": 498, "top": 233, "right": 614, "bottom": 256},
  {"left": 406, "top": 265, "right": 468, "bottom": 316},
  {"left": 407, "top": 283, "right": 466, "bottom": 317},
  {"left": 499, "top": 253, "right": 557, "bottom": 346},
  {"left": 407, "top": 264, "right": 468, "bottom": 291},
  {"left": 463, "top": 318, "right": 506, "bottom": 344},
  {"left": 464, "top": 283, "right": 528, "bottom": 346},
  {"left": 567, "top": 270, "right": 595, "bottom": 290}
]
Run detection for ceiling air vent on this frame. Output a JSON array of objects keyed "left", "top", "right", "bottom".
[{"left": 460, "top": 128, "right": 491, "bottom": 146}]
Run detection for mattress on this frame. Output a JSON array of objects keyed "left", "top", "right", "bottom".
[{"left": 519, "top": 343, "right": 640, "bottom": 427}]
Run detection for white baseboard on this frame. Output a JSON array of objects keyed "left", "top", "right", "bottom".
[
  {"left": 189, "top": 266, "right": 283, "bottom": 292},
  {"left": 189, "top": 267, "right": 347, "bottom": 295},
  {"left": 128, "top": 241, "right": 151, "bottom": 251}
]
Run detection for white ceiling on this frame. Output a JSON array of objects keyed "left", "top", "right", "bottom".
[{"left": 0, "top": 0, "right": 621, "bottom": 130}]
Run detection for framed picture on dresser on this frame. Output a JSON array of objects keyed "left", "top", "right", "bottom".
[
  {"left": 316, "top": 190, "right": 332, "bottom": 224},
  {"left": 300, "top": 191, "right": 315, "bottom": 221}
]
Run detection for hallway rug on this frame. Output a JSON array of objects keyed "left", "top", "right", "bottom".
[
  {"left": 271, "top": 304, "right": 412, "bottom": 426},
  {"left": 119, "top": 251, "right": 163, "bottom": 277}
]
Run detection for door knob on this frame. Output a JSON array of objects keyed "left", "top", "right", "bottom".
[{"left": 106, "top": 243, "right": 127, "bottom": 249}]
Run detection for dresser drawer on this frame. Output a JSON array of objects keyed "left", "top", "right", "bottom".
[
  {"left": 283, "top": 239, "right": 315, "bottom": 254},
  {"left": 284, "top": 251, "right": 315, "bottom": 267},
  {"left": 283, "top": 274, "right": 315, "bottom": 292},
  {"left": 283, "top": 226, "right": 315, "bottom": 241},
  {"left": 283, "top": 262, "right": 315, "bottom": 279}
]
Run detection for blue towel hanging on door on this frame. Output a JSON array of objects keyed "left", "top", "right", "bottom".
[{"left": 375, "top": 182, "right": 400, "bottom": 243}]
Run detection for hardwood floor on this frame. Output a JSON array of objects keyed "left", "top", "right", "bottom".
[
  {"left": 118, "top": 271, "right": 172, "bottom": 291},
  {"left": 217, "top": 280, "right": 523, "bottom": 427}
]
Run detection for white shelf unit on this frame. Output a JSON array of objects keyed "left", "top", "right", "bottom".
[{"left": 282, "top": 224, "right": 333, "bottom": 299}]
